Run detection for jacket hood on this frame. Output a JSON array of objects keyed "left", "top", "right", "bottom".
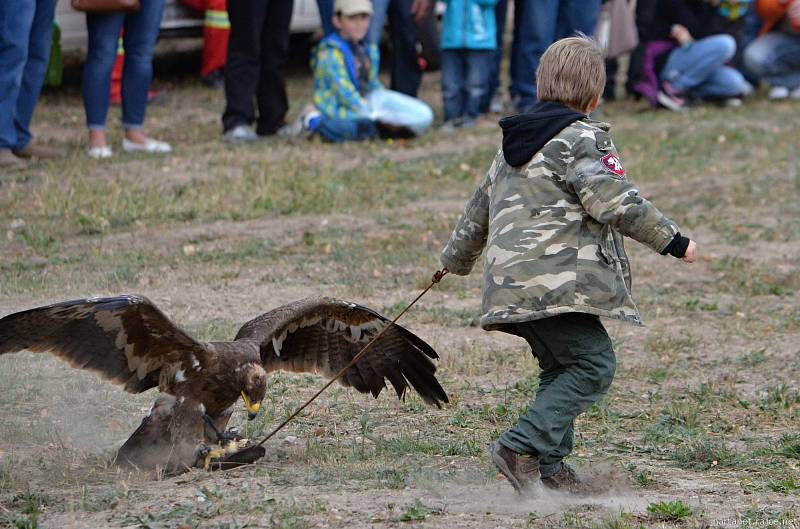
[{"left": 499, "top": 101, "right": 585, "bottom": 167}]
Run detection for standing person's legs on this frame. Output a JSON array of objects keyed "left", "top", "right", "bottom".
[
  {"left": 0, "top": 0, "right": 35, "bottom": 153},
  {"left": 387, "top": 0, "right": 422, "bottom": 96},
  {"left": 510, "top": 0, "right": 558, "bottom": 111},
  {"left": 464, "top": 50, "right": 492, "bottom": 120},
  {"left": 743, "top": 32, "right": 800, "bottom": 90},
  {"left": 481, "top": 0, "right": 508, "bottom": 113},
  {"left": 316, "top": 0, "right": 335, "bottom": 37},
  {"left": 499, "top": 313, "right": 616, "bottom": 477},
  {"left": 222, "top": 0, "right": 269, "bottom": 132},
  {"left": 83, "top": 12, "right": 126, "bottom": 138},
  {"left": 441, "top": 49, "right": 466, "bottom": 123},
  {"left": 556, "top": 0, "right": 600, "bottom": 39},
  {"left": 120, "top": 0, "right": 166, "bottom": 132},
  {"left": 255, "top": 0, "right": 293, "bottom": 135},
  {"left": 660, "top": 34, "right": 738, "bottom": 94},
  {"left": 13, "top": 0, "right": 57, "bottom": 152},
  {"left": 366, "top": 0, "right": 390, "bottom": 46}
]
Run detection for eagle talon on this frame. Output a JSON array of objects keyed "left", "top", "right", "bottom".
[
  {"left": 218, "top": 427, "right": 243, "bottom": 444},
  {"left": 195, "top": 443, "right": 211, "bottom": 466},
  {"left": 203, "top": 447, "right": 229, "bottom": 470}
]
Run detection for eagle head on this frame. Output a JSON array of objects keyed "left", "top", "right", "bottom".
[{"left": 239, "top": 362, "right": 268, "bottom": 420}]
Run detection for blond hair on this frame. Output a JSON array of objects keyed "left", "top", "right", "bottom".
[{"left": 536, "top": 35, "right": 605, "bottom": 113}]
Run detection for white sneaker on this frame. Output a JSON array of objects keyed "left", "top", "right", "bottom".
[
  {"left": 122, "top": 137, "right": 172, "bottom": 153},
  {"left": 87, "top": 145, "right": 113, "bottom": 159},
  {"left": 657, "top": 90, "right": 685, "bottom": 112},
  {"left": 223, "top": 124, "right": 258, "bottom": 143},
  {"left": 768, "top": 86, "right": 790, "bottom": 100},
  {"left": 277, "top": 104, "right": 319, "bottom": 139},
  {"left": 489, "top": 94, "right": 504, "bottom": 114}
]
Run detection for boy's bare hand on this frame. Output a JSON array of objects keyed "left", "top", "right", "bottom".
[
  {"left": 682, "top": 240, "right": 698, "bottom": 263},
  {"left": 670, "top": 24, "right": 693, "bottom": 45}
]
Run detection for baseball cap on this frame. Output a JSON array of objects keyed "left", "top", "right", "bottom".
[{"left": 334, "top": 0, "right": 373, "bottom": 16}]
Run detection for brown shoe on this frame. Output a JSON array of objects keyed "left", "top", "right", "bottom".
[
  {"left": 488, "top": 441, "right": 539, "bottom": 495},
  {"left": 0, "top": 149, "right": 26, "bottom": 170},
  {"left": 541, "top": 463, "right": 584, "bottom": 493},
  {"left": 13, "top": 142, "right": 63, "bottom": 159}
]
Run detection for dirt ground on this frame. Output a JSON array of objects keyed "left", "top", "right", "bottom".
[{"left": 1, "top": 42, "right": 799, "bottom": 529}]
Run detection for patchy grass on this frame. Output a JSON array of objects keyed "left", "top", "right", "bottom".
[
  {"left": 646, "top": 500, "right": 694, "bottom": 521},
  {"left": 1, "top": 47, "right": 799, "bottom": 528}
]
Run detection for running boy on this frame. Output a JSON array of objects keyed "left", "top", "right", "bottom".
[{"left": 440, "top": 36, "right": 698, "bottom": 495}]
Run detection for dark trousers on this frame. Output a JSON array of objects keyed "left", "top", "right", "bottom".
[
  {"left": 222, "top": 0, "right": 293, "bottom": 134},
  {"left": 387, "top": 0, "right": 422, "bottom": 96},
  {"left": 498, "top": 313, "right": 616, "bottom": 478}
]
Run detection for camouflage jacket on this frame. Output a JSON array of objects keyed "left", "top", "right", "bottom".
[{"left": 440, "top": 118, "right": 680, "bottom": 329}]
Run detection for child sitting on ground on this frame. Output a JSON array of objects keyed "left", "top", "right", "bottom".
[
  {"left": 287, "top": 0, "right": 431, "bottom": 142},
  {"left": 440, "top": 0, "right": 498, "bottom": 131},
  {"left": 440, "top": 36, "right": 698, "bottom": 496}
]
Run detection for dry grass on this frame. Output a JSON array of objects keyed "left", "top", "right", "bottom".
[{"left": 1, "top": 43, "right": 799, "bottom": 528}]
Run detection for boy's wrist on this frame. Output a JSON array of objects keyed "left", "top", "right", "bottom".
[{"left": 660, "top": 232, "right": 691, "bottom": 258}]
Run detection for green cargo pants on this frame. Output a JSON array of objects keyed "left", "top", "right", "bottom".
[{"left": 498, "top": 312, "right": 616, "bottom": 478}]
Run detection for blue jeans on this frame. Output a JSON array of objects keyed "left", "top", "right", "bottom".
[
  {"left": 366, "top": 0, "right": 390, "bottom": 46},
  {"left": 661, "top": 34, "right": 749, "bottom": 98},
  {"left": 744, "top": 31, "right": 800, "bottom": 90},
  {"left": 0, "top": 0, "right": 57, "bottom": 150},
  {"left": 82, "top": 0, "right": 165, "bottom": 130},
  {"left": 482, "top": 0, "right": 508, "bottom": 112},
  {"left": 441, "top": 49, "right": 492, "bottom": 121},
  {"left": 311, "top": 116, "right": 378, "bottom": 142},
  {"left": 316, "top": 0, "right": 334, "bottom": 36},
  {"left": 510, "top": 0, "right": 600, "bottom": 111}
]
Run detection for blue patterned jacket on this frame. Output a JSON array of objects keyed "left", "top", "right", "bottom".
[{"left": 312, "top": 33, "right": 382, "bottom": 120}]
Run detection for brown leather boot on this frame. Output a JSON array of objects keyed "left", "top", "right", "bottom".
[
  {"left": 0, "top": 149, "right": 25, "bottom": 170},
  {"left": 488, "top": 441, "right": 540, "bottom": 495},
  {"left": 13, "top": 142, "right": 63, "bottom": 159},
  {"left": 541, "top": 463, "right": 584, "bottom": 493}
]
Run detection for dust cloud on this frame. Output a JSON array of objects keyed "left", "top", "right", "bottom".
[{"left": 410, "top": 461, "right": 650, "bottom": 517}]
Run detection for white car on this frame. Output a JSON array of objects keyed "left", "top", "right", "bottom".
[{"left": 56, "top": 0, "right": 323, "bottom": 52}]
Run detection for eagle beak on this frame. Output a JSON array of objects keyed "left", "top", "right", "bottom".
[{"left": 241, "top": 391, "right": 260, "bottom": 420}]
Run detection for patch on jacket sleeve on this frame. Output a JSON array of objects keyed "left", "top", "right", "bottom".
[{"left": 601, "top": 152, "right": 626, "bottom": 178}]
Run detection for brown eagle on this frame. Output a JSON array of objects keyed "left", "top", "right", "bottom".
[{"left": 0, "top": 295, "right": 448, "bottom": 470}]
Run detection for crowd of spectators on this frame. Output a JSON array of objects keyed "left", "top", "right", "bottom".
[{"left": 0, "top": 0, "right": 799, "bottom": 166}]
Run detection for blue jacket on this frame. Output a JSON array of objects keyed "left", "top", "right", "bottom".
[
  {"left": 441, "top": 0, "right": 498, "bottom": 51},
  {"left": 311, "top": 33, "right": 382, "bottom": 120}
]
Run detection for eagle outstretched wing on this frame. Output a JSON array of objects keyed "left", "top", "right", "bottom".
[
  {"left": 0, "top": 295, "right": 210, "bottom": 393},
  {"left": 234, "top": 297, "right": 449, "bottom": 408}
]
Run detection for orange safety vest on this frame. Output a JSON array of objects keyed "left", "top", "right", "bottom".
[{"left": 182, "top": 0, "right": 230, "bottom": 78}]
